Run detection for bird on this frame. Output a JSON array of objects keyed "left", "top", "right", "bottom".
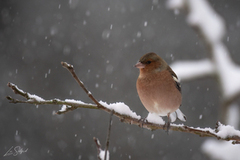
[{"left": 135, "top": 52, "right": 186, "bottom": 132}]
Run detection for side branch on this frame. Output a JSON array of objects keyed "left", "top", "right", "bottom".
[
  {"left": 93, "top": 137, "right": 109, "bottom": 160},
  {"left": 93, "top": 137, "right": 103, "bottom": 160},
  {"left": 61, "top": 62, "right": 102, "bottom": 107},
  {"left": 6, "top": 82, "right": 98, "bottom": 114},
  {"left": 6, "top": 82, "right": 240, "bottom": 144}
]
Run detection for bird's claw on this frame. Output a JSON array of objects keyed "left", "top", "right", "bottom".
[
  {"left": 138, "top": 117, "right": 148, "bottom": 128},
  {"left": 163, "top": 121, "right": 170, "bottom": 134}
]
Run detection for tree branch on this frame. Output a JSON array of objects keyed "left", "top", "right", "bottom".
[
  {"left": 6, "top": 82, "right": 98, "bottom": 114},
  {"left": 104, "top": 111, "right": 113, "bottom": 160},
  {"left": 93, "top": 137, "right": 110, "bottom": 160},
  {"left": 6, "top": 63, "right": 240, "bottom": 144},
  {"left": 93, "top": 137, "right": 104, "bottom": 160},
  {"left": 61, "top": 62, "right": 102, "bottom": 107}
]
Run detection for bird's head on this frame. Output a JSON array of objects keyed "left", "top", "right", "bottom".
[{"left": 135, "top": 52, "right": 168, "bottom": 74}]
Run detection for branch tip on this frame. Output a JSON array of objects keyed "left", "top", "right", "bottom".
[
  {"left": 61, "top": 61, "right": 73, "bottom": 69},
  {"left": 7, "top": 82, "right": 11, "bottom": 87},
  {"left": 61, "top": 62, "right": 102, "bottom": 107},
  {"left": 6, "top": 96, "right": 12, "bottom": 100}
]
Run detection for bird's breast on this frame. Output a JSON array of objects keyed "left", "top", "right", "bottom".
[{"left": 136, "top": 70, "right": 181, "bottom": 116}]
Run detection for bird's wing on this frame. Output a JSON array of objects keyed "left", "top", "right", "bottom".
[{"left": 167, "top": 66, "right": 181, "bottom": 93}]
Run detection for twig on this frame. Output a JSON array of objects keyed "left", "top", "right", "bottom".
[
  {"left": 105, "top": 111, "right": 113, "bottom": 160},
  {"left": 93, "top": 137, "right": 103, "bottom": 160},
  {"left": 7, "top": 82, "right": 32, "bottom": 100},
  {"left": 61, "top": 62, "right": 102, "bottom": 107},
  {"left": 6, "top": 82, "right": 98, "bottom": 114},
  {"left": 6, "top": 82, "right": 240, "bottom": 144}
]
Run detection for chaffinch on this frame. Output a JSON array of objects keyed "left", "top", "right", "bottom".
[{"left": 135, "top": 52, "right": 186, "bottom": 131}]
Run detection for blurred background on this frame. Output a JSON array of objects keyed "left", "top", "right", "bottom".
[{"left": 1, "top": 0, "right": 240, "bottom": 159}]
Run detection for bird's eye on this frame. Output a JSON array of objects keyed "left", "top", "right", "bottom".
[{"left": 146, "top": 61, "right": 151, "bottom": 64}]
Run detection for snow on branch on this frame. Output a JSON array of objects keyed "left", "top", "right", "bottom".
[
  {"left": 168, "top": 0, "right": 240, "bottom": 99},
  {"left": 6, "top": 62, "right": 240, "bottom": 144},
  {"left": 170, "top": 59, "right": 215, "bottom": 81},
  {"left": 167, "top": 0, "right": 240, "bottom": 123},
  {"left": 7, "top": 82, "right": 98, "bottom": 114},
  {"left": 167, "top": 0, "right": 225, "bottom": 44},
  {"left": 202, "top": 139, "right": 240, "bottom": 160},
  {"left": 93, "top": 137, "right": 110, "bottom": 160},
  {"left": 167, "top": 0, "right": 240, "bottom": 158}
]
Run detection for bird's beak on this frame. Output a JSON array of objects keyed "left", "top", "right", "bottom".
[{"left": 135, "top": 62, "right": 145, "bottom": 69}]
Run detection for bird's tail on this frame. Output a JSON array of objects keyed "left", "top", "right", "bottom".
[{"left": 169, "top": 109, "right": 187, "bottom": 122}]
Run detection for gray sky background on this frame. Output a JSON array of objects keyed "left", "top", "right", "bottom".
[{"left": 1, "top": 0, "right": 240, "bottom": 159}]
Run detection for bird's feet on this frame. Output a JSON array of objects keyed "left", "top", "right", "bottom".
[
  {"left": 138, "top": 117, "right": 148, "bottom": 128},
  {"left": 163, "top": 113, "right": 172, "bottom": 134},
  {"left": 163, "top": 121, "right": 170, "bottom": 134}
]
